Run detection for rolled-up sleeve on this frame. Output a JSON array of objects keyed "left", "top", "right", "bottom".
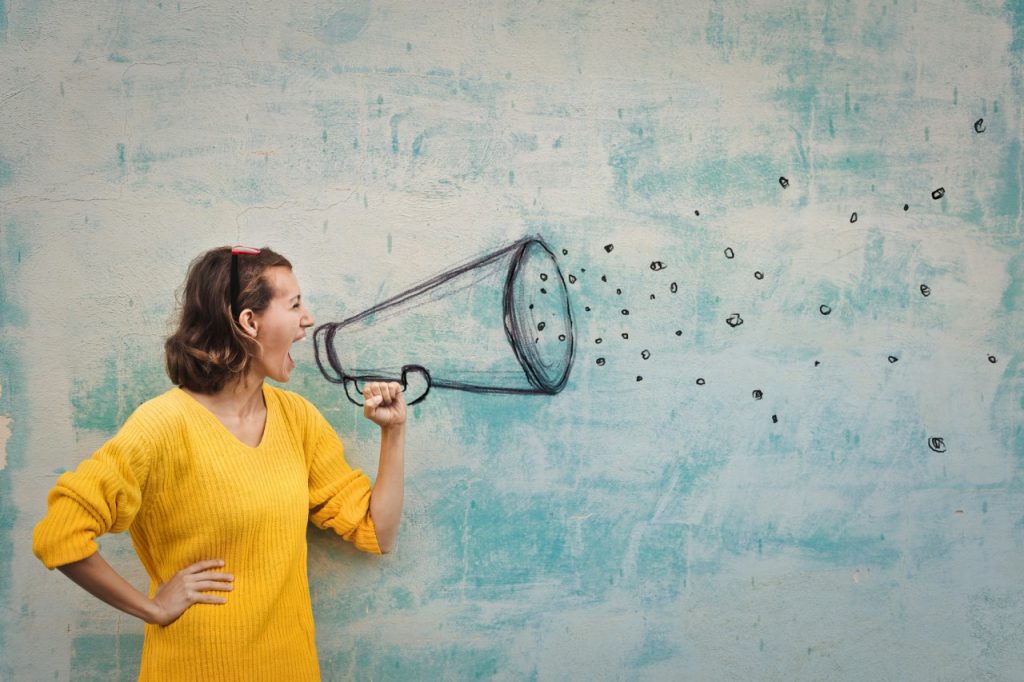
[
  {"left": 32, "top": 420, "right": 152, "bottom": 569},
  {"left": 306, "top": 412, "right": 381, "bottom": 555}
]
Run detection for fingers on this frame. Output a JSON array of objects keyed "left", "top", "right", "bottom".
[
  {"left": 191, "top": 577, "right": 234, "bottom": 591},
  {"left": 362, "top": 382, "right": 402, "bottom": 404}
]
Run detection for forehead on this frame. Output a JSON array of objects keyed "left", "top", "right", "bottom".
[{"left": 264, "top": 266, "right": 300, "bottom": 298}]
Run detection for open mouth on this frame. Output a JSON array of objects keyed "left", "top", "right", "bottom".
[{"left": 287, "top": 334, "right": 305, "bottom": 369}]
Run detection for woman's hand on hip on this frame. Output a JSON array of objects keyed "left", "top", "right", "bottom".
[
  {"left": 362, "top": 381, "right": 407, "bottom": 428},
  {"left": 150, "top": 559, "right": 233, "bottom": 626}
]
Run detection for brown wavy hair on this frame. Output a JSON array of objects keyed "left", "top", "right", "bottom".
[{"left": 165, "top": 246, "right": 292, "bottom": 394}]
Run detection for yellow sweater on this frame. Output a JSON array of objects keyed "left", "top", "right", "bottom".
[{"left": 32, "top": 383, "right": 380, "bottom": 681}]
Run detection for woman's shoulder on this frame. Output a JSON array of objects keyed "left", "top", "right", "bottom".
[
  {"left": 120, "top": 386, "right": 195, "bottom": 440},
  {"left": 266, "top": 382, "right": 321, "bottom": 419}
]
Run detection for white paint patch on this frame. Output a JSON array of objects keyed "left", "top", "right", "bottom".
[
  {"left": 0, "top": 381, "right": 7, "bottom": 471},
  {"left": 0, "top": 415, "right": 9, "bottom": 472}
]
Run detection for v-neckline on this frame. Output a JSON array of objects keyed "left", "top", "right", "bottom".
[{"left": 175, "top": 384, "right": 272, "bottom": 451}]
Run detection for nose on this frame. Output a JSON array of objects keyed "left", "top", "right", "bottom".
[{"left": 301, "top": 305, "right": 315, "bottom": 329}]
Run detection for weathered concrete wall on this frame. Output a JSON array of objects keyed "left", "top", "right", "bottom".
[{"left": 2, "top": 0, "right": 1022, "bottom": 679}]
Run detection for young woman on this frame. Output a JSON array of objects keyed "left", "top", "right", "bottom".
[{"left": 32, "top": 245, "right": 406, "bottom": 680}]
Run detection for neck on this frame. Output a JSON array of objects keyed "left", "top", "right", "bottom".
[{"left": 184, "top": 371, "right": 266, "bottom": 418}]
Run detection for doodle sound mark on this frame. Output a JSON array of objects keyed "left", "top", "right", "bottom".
[
  {"left": 932, "top": 187, "right": 945, "bottom": 200},
  {"left": 920, "top": 284, "right": 931, "bottom": 297},
  {"left": 974, "top": 118, "right": 986, "bottom": 133},
  {"left": 779, "top": 176, "right": 789, "bottom": 188},
  {"left": 819, "top": 305, "right": 832, "bottom": 315},
  {"left": 928, "top": 437, "right": 947, "bottom": 453},
  {"left": 724, "top": 247, "right": 735, "bottom": 259},
  {"left": 850, "top": 212, "right": 858, "bottom": 223},
  {"left": 988, "top": 355, "right": 997, "bottom": 363},
  {"left": 752, "top": 390, "right": 763, "bottom": 400},
  {"left": 726, "top": 313, "right": 744, "bottom": 328},
  {"left": 314, "top": 236, "right": 575, "bottom": 406}
]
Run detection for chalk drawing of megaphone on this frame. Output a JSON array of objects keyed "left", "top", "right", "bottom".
[{"left": 313, "top": 236, "right": 575, "bottom": 405}]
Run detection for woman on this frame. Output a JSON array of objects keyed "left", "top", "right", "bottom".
[{"left": 32, "top": 245, "right": 406, "bottom": 680}]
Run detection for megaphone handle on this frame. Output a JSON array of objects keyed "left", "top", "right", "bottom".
[{"left": 343, "top": 368, "right": 430, "bottom": 407}]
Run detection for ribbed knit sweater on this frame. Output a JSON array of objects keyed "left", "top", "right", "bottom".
[{"left": 32, "top": 383, "right": 380, "bottom": 681}]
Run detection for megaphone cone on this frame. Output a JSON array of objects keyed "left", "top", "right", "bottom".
[{"left": 314, "top": 236, "right": 575, "bottom": 405}]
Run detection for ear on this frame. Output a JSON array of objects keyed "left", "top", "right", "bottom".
[{"left": 238, "top": 309, "right": 259, "bottom": 338}]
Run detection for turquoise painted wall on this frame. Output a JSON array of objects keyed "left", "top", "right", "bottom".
[{"left": 2, "top": 1, "right": 1023, "bottom": 679}]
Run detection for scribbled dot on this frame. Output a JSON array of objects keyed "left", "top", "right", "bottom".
[
  {"left": 596, "top": 357, "right": 605, "bottom": 366},
  {"left": 928, "top": 437, "right": 947, "bottom": 453},
  {"left": 558, "top": 334, "right": 566, "bottom": 341},
  {"left": 694, "top": 209, "right": 700, "bottom": 216},
  {"left": 568, "top": 274, "right": 577, "bottom": 284},
  {"left": 903, "top": 204, "right": 909, "bottom": 211},
  {"left": 540, "top": 288, "right": 547, "bottom": 294},
  {"left": 974, "top": 118, "right": 986, "bottom": 133},
  {"left": 754, "top": 271, "right": 764, "bottom": 280},
  {"left": 650, "top": 261, "right": 666, "bottom": 271},
  {"left": 621, "top": 309, "right": 630, "bottom": 315},
  {"left": 595, "top": 337, "right": 603, "bottom": 344},
  {"left": 752, "top": 390, "right": 763, "bottom": 400},
  {"left": 814, "top": 360, "right": 821, "bottom": 367},
  {"left": 529, "top": 304, "right": 534, "bottom": 310},
  {"left": 988, "top": 355, "right": 997, "bottom": 363},
  {"left": 641, "top": 349, "right": 651, "bottom": 360},
  {"left": 931, "top": 187, "right": 945, "bottom": 200},
  {"left": 616, "top": 288, "right": 622, "bottom": 295},
  {"left": 604, "top": 244, "right": 614, "bottom": 253},
  {"left": 726, "top": 313, "right": 744, "bottom": 328},
  {"left": 696, "top": 378, "right": 705, "bottom": 385},
  {"left": 636, "top": 376, "right": 643, "bottom": 382},
  {"left": 675, "top": 330, "right": 682, "bottom": 336},
  {"left": 819, "top": 304, "right": 832, "bottom": 315},
  {"left": 537, "top": 322, "right": 546, "bottom": 331},
  {"left": 650, "top": 294, "right": 655, "bottom": 300},
  {"left": 779, "top": 176, "right": 790, "bottom": 189},
  {"left": 622, "top": 333, "right": 629, "bottom": 339},
  {"left": 920, "top": 284, "right": 931, "bottom": 297},
  {"left": 850, "top": 212, "right": 858, "bottom": 223},
  {"left": 540, "top": 273, "right": 548, "bottom": 281},
  {"left": 887, "top": 355, "right": 898, "bottom": 363},
  {"left": 724, "top": 247, "right": 735, "bottom": 259},
  {"left": 772, "top": 415, "right": 779, "bottom": 423},
  {"left": 601, "top": 275, "right": 608, "bottom": 282},
  {"left": 670, "top": 282, "right": 678, "bottom": 293},
  {"left": 585, "top": 306, "right": 591, "bottom": 312},
  {"left": 562, "top": 248, "right": 568, "bottom": 255},
  {"left": 580, "top": 268, "right": 586, "bottom": 272}
]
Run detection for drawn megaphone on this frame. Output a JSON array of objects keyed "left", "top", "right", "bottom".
[{"left": 314, "top": 236, "right": 575, "bottom": 405}]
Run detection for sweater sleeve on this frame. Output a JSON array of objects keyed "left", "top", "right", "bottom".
[
  {"left": 32, "top": 414, "right": 152, "bottom": 570},
  {"left": 306, "top": 409, "right": 381, "bottom": 555}
]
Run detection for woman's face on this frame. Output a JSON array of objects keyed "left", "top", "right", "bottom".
[{"left": 249, "top": 266, "right": 315, "bottom": 383}]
